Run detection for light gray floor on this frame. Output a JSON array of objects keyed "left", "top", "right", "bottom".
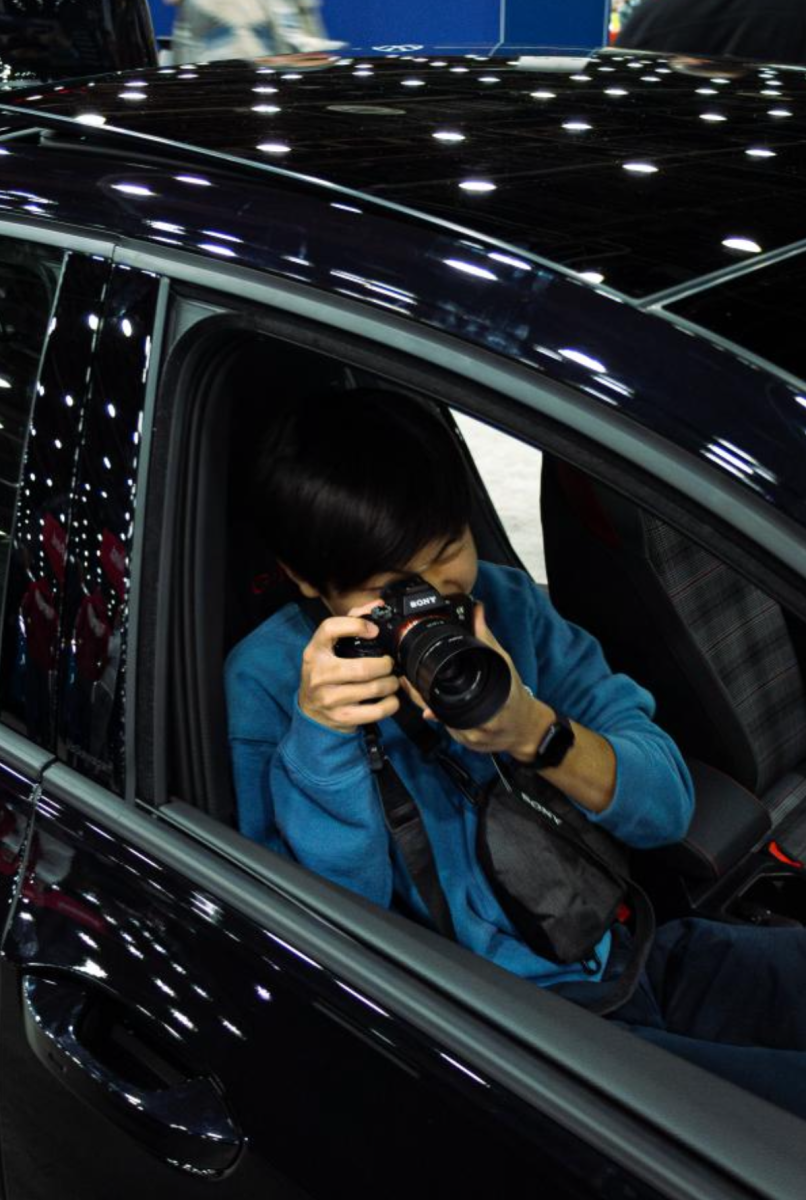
[{"left": 455, "top": 412, "right": 546, "bottom": 583}]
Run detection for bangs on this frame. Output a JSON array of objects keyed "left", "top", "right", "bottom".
[{"left": 255, "top": 388, "right": 472, "bottom": 594}]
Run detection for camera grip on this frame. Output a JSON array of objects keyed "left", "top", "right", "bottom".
[{"left": 334, "top": 636, "right": 385, "bottom": 659}]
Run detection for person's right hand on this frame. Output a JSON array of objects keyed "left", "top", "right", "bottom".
[{"left": 298, "top": 608, "right": 400, "bottom": 734}]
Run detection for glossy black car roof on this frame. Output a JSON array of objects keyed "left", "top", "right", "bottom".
[
  {"left": 1, "top": 51, "right": 805, "bottom": 531},
  {"left": 8, "top": 49, "right": 806, "bottom": 300}
]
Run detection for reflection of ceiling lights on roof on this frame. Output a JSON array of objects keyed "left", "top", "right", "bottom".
[{"left": 722, "top": 237, "right": 762, "bottom": 254}]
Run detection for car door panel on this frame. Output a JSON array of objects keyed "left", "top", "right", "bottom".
[{"left": 0, "top": 762, "right": 672, "bottom": 1200}]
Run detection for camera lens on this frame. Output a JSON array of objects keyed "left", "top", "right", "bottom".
[{"left": 399, "top": 619, "right": 510, "bottom": 728}]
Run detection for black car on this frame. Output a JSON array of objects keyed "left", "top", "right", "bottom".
[
  {"left": 0, "top": 0, "right": 157, "bottom": 87},
  {"left": 0, "top": 47, "right": 804, "bottom": 1200}
]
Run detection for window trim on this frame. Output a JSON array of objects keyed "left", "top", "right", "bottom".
[{"left": 119, "top": 237, "right": 806, "bottom": 613}]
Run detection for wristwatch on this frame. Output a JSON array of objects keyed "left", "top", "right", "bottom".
[{"left": 528, "top": 712, "right": 575, "bottom": 771}]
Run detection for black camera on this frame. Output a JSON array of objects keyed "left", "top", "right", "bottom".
[{"left": 334, "top": 574, "right": 511, "bottom": 729}]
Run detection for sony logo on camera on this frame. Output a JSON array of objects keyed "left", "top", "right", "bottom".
[{"left": 405, "top": 594, "right": 439, "bottom": 612}]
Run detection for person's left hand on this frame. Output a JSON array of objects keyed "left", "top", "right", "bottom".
[{"left": 400, "top": 602, "right": 547, "bottom": 759}]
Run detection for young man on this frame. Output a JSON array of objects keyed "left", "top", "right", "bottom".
[{"left": 226, "top": 388, "right": 806, "bottom": 1116}]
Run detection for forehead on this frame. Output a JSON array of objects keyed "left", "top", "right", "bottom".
[{"left": 362, "top": 533, "right": 466, "bottom": 589}]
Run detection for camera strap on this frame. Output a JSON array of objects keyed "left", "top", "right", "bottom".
[
  {"left": 363, "top": 721, "right": 457, "bottom": 940},
  {"left": 295, "top": 596, "right": 457, "bottom": 940}
]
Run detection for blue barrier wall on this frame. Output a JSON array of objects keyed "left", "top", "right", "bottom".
[
  {"left": 323, "top": 0, "right": 610, "bottom": 51},
  {"left": 148, "top": 0, "right": 611, "bottom": 53}
]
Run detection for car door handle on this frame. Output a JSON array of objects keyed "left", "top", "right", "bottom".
[{"left": 22, "top": 974, "right": 243, "bottom": 1174}]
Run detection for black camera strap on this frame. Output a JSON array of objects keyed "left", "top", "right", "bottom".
[
  {"left": 363, "top": 721, "right": 456, "bottom": 940},
  {"left": 295, "top": 597, "right": 457, "bottom": 939}
]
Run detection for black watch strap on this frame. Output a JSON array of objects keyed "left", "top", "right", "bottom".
[{"left": 529, "top": 712, "right": 575, "bottom": 771}]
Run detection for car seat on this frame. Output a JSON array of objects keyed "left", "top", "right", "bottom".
[{"left": 540, "top": 456, "right": 806, "bottom": 858}]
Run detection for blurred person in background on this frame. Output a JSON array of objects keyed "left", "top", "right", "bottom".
[
  {"left": 167, "top": 0, "right": 342, "bottom": 64},
  {"left": 617, "top": 0, "right": 806, "bottom": 65}
]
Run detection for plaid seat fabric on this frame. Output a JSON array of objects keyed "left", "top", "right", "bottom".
[{"left": 644, "top": 516, "right": 806, "bottom": 802}]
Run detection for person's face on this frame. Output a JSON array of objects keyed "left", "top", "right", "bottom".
[{"left": 324, "top": 527, "right": 479, "bottom": 616}]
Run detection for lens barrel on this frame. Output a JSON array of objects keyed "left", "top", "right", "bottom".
[{"left": 398, "top": 618, "right": 510, "bottom": 729}]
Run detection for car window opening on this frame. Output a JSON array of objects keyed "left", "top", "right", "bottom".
[{"left": 163, "top": 322, "right": 806, "bottom": 1122}]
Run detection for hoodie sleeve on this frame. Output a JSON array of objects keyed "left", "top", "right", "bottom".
[
  {"left": 529, "top": 592, "right": 694, "bottom": 848},
  {"left": 225, "top": 639, "right": 394, "bottom": 907}
]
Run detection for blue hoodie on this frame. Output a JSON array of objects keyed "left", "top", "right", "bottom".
[{"left": 225, "top": 561, "right": 693, "bottom": 988}]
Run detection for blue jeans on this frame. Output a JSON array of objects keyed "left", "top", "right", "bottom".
[{"left": 561, "top": 917, "right": 806, "bottom": 1117}]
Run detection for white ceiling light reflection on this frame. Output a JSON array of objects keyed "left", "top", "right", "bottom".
[
  {"left": 479, "top": 76, "right": 501, "bottom": 84},
  {"left": 559, "top": 348, "right": 606, "bottom": 373},
  {"left": 201, "top": 229, "right": 243, "bottom": 243},
  {"left": 253, "top": 85, "right": 278, "bottom": 93},
  {"left": 252, "top": 105, "right": 282, "bottom": 114},
  {"left": 623, "top": 161, "right": 659, "bottom": 174},
  {"left": 76, "top": 113, "right": 106, "bottom": 126},
  {"left": 119, "top": 91, "right": 147, "bottom": 100},
  {"left": 433, "top": 131, "right": 465, "bottom": 143},
  {"left": 563, "top": 121, "right": 592, "bottom": 132},
  {"left": 700, "top": 112, "right": 728, "bottom": 122},
  {"left": 745, "top": 147, "right": 776, "bottom": 158},
  {"left": 401, "top": 79, "right": 426, "bottom": 87},
  {"left": 444, "top": 258, "right": 498, "bottom": 282},
  {"left": 488, "top": 251, "right": 532, "bottom": 271},
  {"left": 696, "top": 87, "right": 717, "bottom": 95},
  {"left": 722, "top": 236, "right": 762, "bottom": 253},
  {"left": 531, "top": 90, "right": 556, "bottom": 100},
  {"left": 111, "top": 183, "right": 156, "bottom": 197},
  {"left": 768, "top": 108, "right": 793, "bottom": 117},
  {"left": 175, "top": 174, "right": 212, "bottom": 186},
  {"left": 198, "top": 243, "right": 238, "bottom": 257},
  {"left": 257, "top": 142, "right": 292, "bottom": 154},
  {"left": 605, "top": 88, "right": 628, "bottom": 96},
  {"left": 577, "top": 270, "right": 605, "bottom": 284},
  {"left": 459, "top": 179, "right": 496, "bottom": 193}
]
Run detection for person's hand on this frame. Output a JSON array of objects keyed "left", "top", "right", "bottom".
[
  {"left": 299, "top": 605, "right": 400, "bottom": 734},
  {"left": 400, "top": 602, "right": 547, "bottom": 759}
]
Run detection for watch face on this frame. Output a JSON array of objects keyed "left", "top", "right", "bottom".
[{"left": 535, "top": 717, "right": 574, "bottom": 769}]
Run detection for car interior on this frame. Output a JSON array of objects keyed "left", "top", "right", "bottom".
[{"left": 161, "top": 317, "right": 806, "bottom": 955}]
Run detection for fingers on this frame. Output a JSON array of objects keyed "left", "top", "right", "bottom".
[
  {"left": 313, "top": 614, "right": 380, "bottom": 649},
  {"left": 399, "top": 677, "right": 438, "bottom": 722},
  {"left": 335, "top": 693, "right": 401, "bottom": 727},
  {"left": 323, "top": 674, "right": 400, "bottom": 707}
]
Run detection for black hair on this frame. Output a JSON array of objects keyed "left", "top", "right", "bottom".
[{"left": 254, "top": 388, "right": 472, "bottom": 595}]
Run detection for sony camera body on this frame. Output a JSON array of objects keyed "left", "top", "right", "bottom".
[{"left": 335, "top": 574, "right": 510, "bottom": 729}]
